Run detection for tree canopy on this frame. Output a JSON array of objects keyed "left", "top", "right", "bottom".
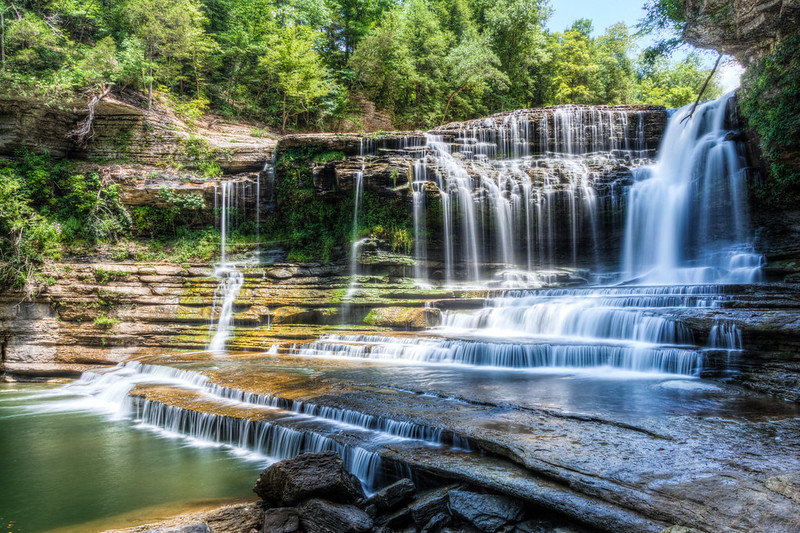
[{"left": 0, "top": 0, "right": 722, "bottom": 130}]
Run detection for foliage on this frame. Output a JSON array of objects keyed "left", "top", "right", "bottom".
[
  {"left": 131, "top": 185, "right": 205, "bottom": 238},
  {"left": 740, "top": 34, "right": 800, "bottom": 207},
  {"left": 0, "top": 152, "right": 135, "bottom": 290},
  {"left": 260, "top": 25, "right": 333, "bottom": 131},
  {"left": 0, "top": 0, "right": 724, "bottom": 130},
  {"left": 633, "top": 53, "right": 722, "bottom": 107},
  {"left": 93, "top": 314, "right": 120, "bottom": 329},
  {"left": 272, "top": 147, "right": 412, "bottom": 262}
]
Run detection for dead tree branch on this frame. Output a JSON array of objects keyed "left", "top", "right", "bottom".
[
  {"left": 68, "top": 86, "right": 111, "bottom": 145},
  {"left": 681, "top": 53, "right": 723, "bottom": 124}
]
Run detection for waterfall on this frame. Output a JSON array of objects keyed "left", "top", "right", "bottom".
[
  {"left": 413, "top": 159, "right": 429, "bottom": 285},
  {"left": 208, "top": 181, "right": 244, "bottom": 352},
  {"left": 49, "top": 361, "right": 483, "bottom": 490},
  {"left": 410, "top": 106, "right": 650, "bottom": 284},
  {"left": 622, "top": 93, "right": 763, "bottom": 284},
  {"left": 347, "top": 140, "right": 367, "bottom": 299}
]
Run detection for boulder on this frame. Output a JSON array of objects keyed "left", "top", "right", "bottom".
[
  {"left": 365, "top": 478, "right": 416, "bottom": 512},
  {"left": 253, "top": 451, "right": 366, "bottom": 506},
  {"left": 421, "top": 512, "right": 452, "bottom": 533},
  {"left": 297, "top": 499, "right": 373, "bottom": 533},
  {"left": 263, "top": 507, "right": 300, "bottom": 533},
  {"left": 363, "top": 307, "right": 441, "bottom": 330},
  {"left": 448, "top": 490, "right": 524, "bottom": 533}
]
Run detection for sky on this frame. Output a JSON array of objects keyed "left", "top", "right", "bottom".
[{"left": 546, "top": 0, "right": 744, "bottom": 92}]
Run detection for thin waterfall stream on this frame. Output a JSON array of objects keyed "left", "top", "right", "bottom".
[{"left": 208, "top": 181, "right": 244, "bottom": 352}]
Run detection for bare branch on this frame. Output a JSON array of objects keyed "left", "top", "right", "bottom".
[
  {"left": 681, "top": 53, "right": 723, "bottom": 125},
  {"left": 68, "top": 86, "right": 111, "bottom": 146}
]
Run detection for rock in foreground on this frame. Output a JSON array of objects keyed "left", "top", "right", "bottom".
[{"left": 253, "top": 451, "right": 366, "bottom": 506}]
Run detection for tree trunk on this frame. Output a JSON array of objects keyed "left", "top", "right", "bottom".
[
  {"left": 148, "top": 45, "right": 153, "bottom": 110},
  {"left": 282, "top": 93, "right": 288, "bottom": 131},
  {"left": 441, "top": 82, "right": 469, "bottom": 126},
  {"left": 681, "top": 53, "right": 723, "bottom": 124},
  {"left": 1, "top": 9, "right": 5, "bottom": 73}
]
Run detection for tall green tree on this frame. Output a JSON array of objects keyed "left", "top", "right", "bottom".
[
  {"left": 261, "top": 25, "right": 333, "bottom": 130},
  {"left": 478, "top": 0, "right": 551, "bottom": 108},
  {"left": 441, "top": 30, "right": 508, "bottom": 124},
  {"left": 125, "top": 0, "right": 213, "bottom": 107}
]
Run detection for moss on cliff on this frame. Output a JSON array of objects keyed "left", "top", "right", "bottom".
[
  {"left": 270, "top": 147, "right": 412, "bottom": 263},
  {"left": 741, "top": 33, "right": 800, "bottom": 208}
]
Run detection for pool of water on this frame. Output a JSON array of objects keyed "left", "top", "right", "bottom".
[{"left": 0, "top": 384, "right": 261, "bottom": 533}]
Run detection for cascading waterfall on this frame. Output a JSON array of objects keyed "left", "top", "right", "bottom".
[
  {"left": 49, "top": 361, "right": 481, "bottom": 489},
  {"left": 412, "top": 106, "right": 652, "bottom": 283},
  {"left": 295, "top": 285, "right": 736, "bottom": 377},
  {"left": 622, "top": 93, "right": 763, "bottom": 284},
  {"left": 37, "top": 97, "right": 772, "bottom": 517}
]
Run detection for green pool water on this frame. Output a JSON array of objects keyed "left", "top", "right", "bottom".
[{"left": 0, "top": 384, "right": 261, "bottom": 533}]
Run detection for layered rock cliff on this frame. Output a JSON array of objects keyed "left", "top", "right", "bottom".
[{"left": 684, "top": 0, "right": 800, "bottom": 64}]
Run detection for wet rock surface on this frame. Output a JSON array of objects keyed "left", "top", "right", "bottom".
[
  {"left": 447, "top": 490, "right": 525, "bottom": 532},
  {"left": 253, "top": 451, "right": 366, "bottom": 506},
  {"left": 251, "top": 466, "right": 583, "bottom": 533}
]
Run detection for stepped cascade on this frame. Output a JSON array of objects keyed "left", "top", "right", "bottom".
[
  {"left": 7, "top": 95, "right": 797, "bottom": 533},
  {"left": 405, "top": 104, "right": 661, "bottom": 283}
]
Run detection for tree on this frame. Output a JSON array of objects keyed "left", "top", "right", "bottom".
[
  {"left": 633, "top": 53, "right": 722, "bottom": 108},
  {"left": 595, "top": 23, "right": 636, "bottom": 104},
  {"left": 322, "top": 0, "right": 393, "bottom": 69},
  {"left": 350, "top": 10, "right": 414, "bottom": 113},
  {"left": 261, "top": 25, "right": 333, "bottom": 131},
  {"left": 124, "top": 0, "right": 212, "bottom": 108},
  {"left": 441, "top": 30, "right": 508, "bottom": 124},
  {"left": 479, "top": 0, "right": 551, "bottom": 108},
  {"left": 547, "top": 20, "right": 600, "bottom": 104}
]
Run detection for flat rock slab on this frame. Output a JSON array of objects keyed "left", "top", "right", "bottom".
[{"left": 137, "top": 350, "right": 800, "bottom": 533}]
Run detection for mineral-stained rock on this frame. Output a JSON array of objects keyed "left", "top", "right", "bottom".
[
  {"left": 448, "top": 490, "right": 524, "bottom": 533},
  {"left": 363, "top": 306, "right": 441, "bottom": 330},
  {"left": 271, "top": 306, "right": 318, "bottom": 324},
  {"left": 765, "top": 472, "right": 800, "bottom": 505},
  {"left": 365, "top": 478, "right": 416, "bottom": 512},
  {"left": 253, "top": 451, "right": 366, "bottom": 506},
  {"left": 263, "top": 507, "right": 300, "bottom": 533},
  {"left": 297, "top": 498, "right": 373, "bottom": 533}
]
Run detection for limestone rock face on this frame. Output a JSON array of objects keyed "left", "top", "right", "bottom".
[
  {"left": 0, "top": 96, "right": 275, "bottom": 174},
  {"left": 252, "top": 451, "right": 366, "bottom": 506},
  {"left": 363, "top": 307, "right": 441, "bottom": 330},
  {"left": 683, "top": 0, "right": 800, "bottom": 64}
]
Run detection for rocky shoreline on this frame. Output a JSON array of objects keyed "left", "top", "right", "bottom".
[{"left": 109, "top": 451, "right": 595, "bottom": 533}]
